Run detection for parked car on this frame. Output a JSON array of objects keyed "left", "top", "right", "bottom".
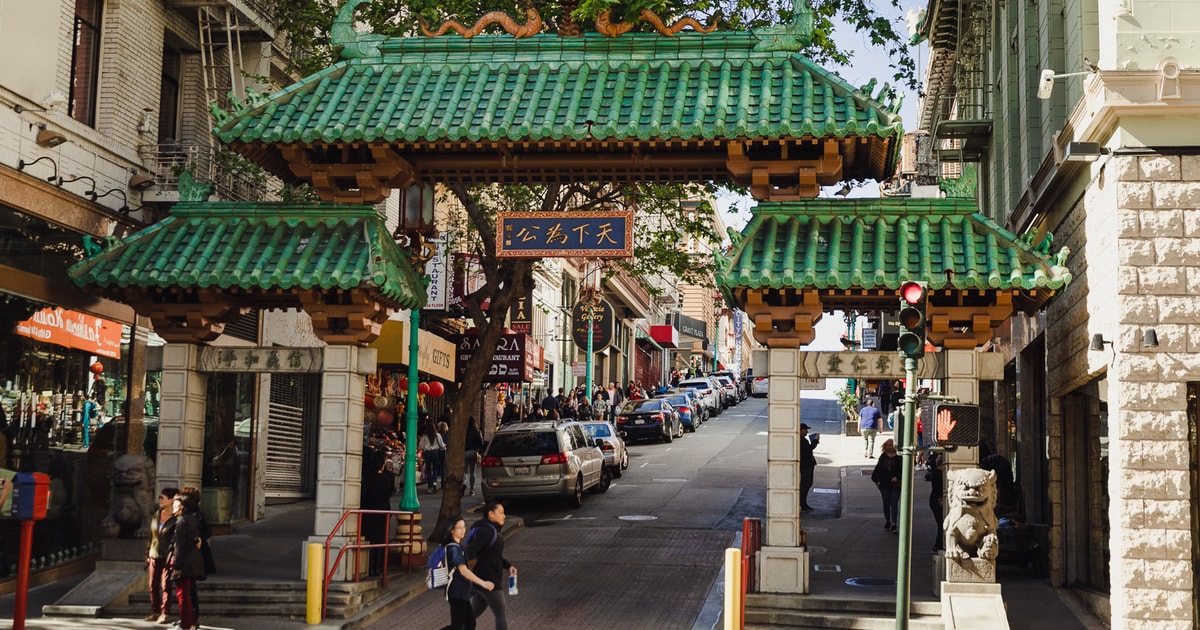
[
  {"left": 580, "top": 421, "right": 629, "bottom": 477},
  {"left": 481, "top": 420, "right": 608, "bottom": 507},
  {"left": 713, "top": 370, "right": 746, "bottom": 402},
  {"left": 713, "top": 375, "right": 739, "bottom": 406},
  {"left": 663, "top": 388, "right": 708, "bottom": 423},
  {"left": 659, "top": 394, "right": 701, "bottom": 432},
  {"left": 614, "top": 399, "right": 684, "bottom": 443},
  {"left": 751, "top": 376, "right": 769, "bottom": 397},
  {"left": 677, "top": 377, "right": 722, "bottom": 415}
]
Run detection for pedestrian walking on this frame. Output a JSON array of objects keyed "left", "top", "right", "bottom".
[
  {"left": 799, "top": 424, "right": 819, "bottom": 511},
  {"left": 145, "top": 487, "right": 178, "bottom": 623},
  {"left": 169, "top": 492, "right": 206, "bottom": 630},
  {"left": 360, "top": 445, "right": 395, "bottom": 576},
  {"left": 177, "top": 486, "right": 214, "bottom": 626},
  {"left": 926, "top": 452, "right": 945, "bottom": 552},
  {"left": 438, "top": 518, "right": 494, "bottom": 630},
  {"left": 468, "top": 501, "right": 518, "bottom": 630},
  {"left": 419, "top": 423, "right": 446, "bottom": 493},
  {"left": 464, "top": 416, "right": 484, "bottom": 496},
  {"left": 870, "top": 439, "right": 902, "bottom": 533},
  {"left": 859, "top": 399, "right": 882, "bottom": 458}
]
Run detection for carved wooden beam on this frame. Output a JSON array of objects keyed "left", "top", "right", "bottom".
[
  {"left": 282, "top": 144, "right": 415, "bottom": 204},
  {"left": 130, "top": 291, "right": 248, "bottom": 343},
  {"left": 744, "top": 288, "right": 824, "bottom": 345},
  {"left": 298, "top": 289, "right": 391, "bottom": 346}
]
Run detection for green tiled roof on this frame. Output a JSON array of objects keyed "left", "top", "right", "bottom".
[
  {"left": 214, "top": 30, "right": 903, "bottom": 181},
  {"left": 716, "top": 198, "right": 1071, "bottom": 310},
  {"left": 68, "top": 202, "right": 427, "bottom": 310}
]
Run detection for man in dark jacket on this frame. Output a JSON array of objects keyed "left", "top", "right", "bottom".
[
  {"left": 799, "top": 423, "right": 818, "bottom": 511},
  {"left": 468, "top": 501, "right": 518, "bottom": 630}
]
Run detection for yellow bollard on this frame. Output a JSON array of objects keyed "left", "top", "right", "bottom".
[
  {"left": 306, "top": 542, "right": 324, "bottom": 624},
  {"left": 724, "top": 547, "right": 742, "bottom": 630}
]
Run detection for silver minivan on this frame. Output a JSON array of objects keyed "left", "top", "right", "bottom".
[
  {"left": 481, "top": 420, "right": 608, "bottom": 507},
  {"left": 677, "top": 377, "right": 722, "bottom": 415}
]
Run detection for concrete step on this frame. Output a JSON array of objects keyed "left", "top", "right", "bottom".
[
  {"left": 746, "top": 594, "right": 943, "bottom": 629},
  {"left": 109, "top": 578, "right": 395, "bottom": 619}
]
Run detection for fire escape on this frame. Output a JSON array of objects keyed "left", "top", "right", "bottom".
[
  {"left": 142, "top": 0, "right": 277, "bottom": 202},
  {"left": 920, "top": 0, "right": 992, "bottom": 177}
]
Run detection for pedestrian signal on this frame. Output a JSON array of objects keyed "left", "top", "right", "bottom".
[
  {"left": 897, "top": 281, "right": 927, "bottom": 360},
  {"left": 932, "top": 403, "right": 980, "bottom": 447}
]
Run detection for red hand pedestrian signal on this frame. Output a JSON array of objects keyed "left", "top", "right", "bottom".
[
  {"left": 936, "top": 407, "right": 956, "bottom": 441},
  {"left": 932, "top": 403, "right": 980, "bottom": 447}
]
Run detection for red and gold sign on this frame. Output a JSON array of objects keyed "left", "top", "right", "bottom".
[{"left": 16, "top": 307, "right": 123, "bottom": 359}]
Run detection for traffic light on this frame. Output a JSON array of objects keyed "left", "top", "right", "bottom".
[
  {"left": 932, "top": 403, "right": 981, "bottom": 447},
  {"left": 897, "top": 281, "right": 927, "bottom": 359}
]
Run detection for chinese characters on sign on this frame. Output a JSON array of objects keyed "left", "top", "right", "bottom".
[
  {"left": 799, "top": 352, "right": 939, "bottom": 379},
  {"left": 198, "top": 347, "right": 324, "bottom": 373},
  {"left": 496, "top": 210, "right": 634, "bottom": 258}
]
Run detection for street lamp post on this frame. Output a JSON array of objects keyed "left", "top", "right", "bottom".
[
  {"left": 580, "top": 287, "right": 601, "bottom": 398},
  {"left": 394, "top": 184, "right": 435, "bottom": 512}
]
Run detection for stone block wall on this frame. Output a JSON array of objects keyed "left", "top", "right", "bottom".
[{"left": 1046, "top": 153, "right": 1200, "bottom": 628}]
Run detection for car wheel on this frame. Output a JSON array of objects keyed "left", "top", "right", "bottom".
[
  {"left": 612, "top": 462, "right": 623, "bottom": 478},
  {"left": 568, "top": 475, "right": 584, "bottom": 508},
  {"left": 620, "top": 449, "right": 629, "bottom": 470},
  {"left": 594, "top": 467, "right": 612, "bottom": 493},
  {"left": 676, "top": 421, "right": 685, "bottom": 439},
  {"left": 686, "top": 421, "right": 695, "bottom": 433}
]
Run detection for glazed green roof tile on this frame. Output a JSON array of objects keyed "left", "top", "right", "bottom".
[
  {"left": 214, "top": 31, "right": 902, "bottom": 161},
  {"left": 716, "top": 198, "right": 1072, "bottom": 310},
  {"left": 68, "top": 202, "right": 427, "bottom": 310}
]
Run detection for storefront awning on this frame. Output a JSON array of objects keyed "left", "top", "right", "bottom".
[
  {"left": 649, "top": 325, "right": 679, "bottom": 348},
  {"left": 635, "top": 326, "right": 665, "bottom": 351}
]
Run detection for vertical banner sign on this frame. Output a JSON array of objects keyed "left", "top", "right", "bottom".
[
  {"left": 732, "top": 311, "right": 744, "bottom": 372},
  {"left": 509, "top": 291, "right": 533, "bottom": 335},
  {"left": 424, "top": 238, "right": 449, "bottom": 310}
]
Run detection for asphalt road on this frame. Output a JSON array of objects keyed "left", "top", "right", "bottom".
[{"left": 367, "top": 396, "right": 770, "bottom": 629}]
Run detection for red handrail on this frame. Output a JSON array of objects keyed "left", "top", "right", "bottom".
[{"left": 320, "top": 509, "right": 414, "bottom": 620}]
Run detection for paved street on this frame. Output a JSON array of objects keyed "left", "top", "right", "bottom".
[{"left": 367, "top": 397, "right": 771, "bottom": 629}]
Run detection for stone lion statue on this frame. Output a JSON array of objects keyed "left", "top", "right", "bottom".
[
  {"left": 100, "top": 453, "right": 156, "bottom": 539},
  {"left": 944, "top": 467, "right": 999, "bottom": 561}
]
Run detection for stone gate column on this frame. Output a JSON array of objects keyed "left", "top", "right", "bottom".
[
  {"left": 759, "top": 347, "right": 809, "bottom": 593},
  {"left": 157, "top": 344, "right": 207, "bottom": 490},
  {"left": 306, "top": 345, "right": 375, "bottom": 580}
]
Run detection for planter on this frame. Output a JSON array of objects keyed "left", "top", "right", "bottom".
[{"left": 844, "top": 418, "right": 861, "bottom": 437}]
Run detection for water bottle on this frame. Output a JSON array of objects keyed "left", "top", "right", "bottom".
[{"left": 508, "top": 574, "right": 518, "bottom": 595}]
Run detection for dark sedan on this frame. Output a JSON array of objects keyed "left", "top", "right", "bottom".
[
  {"left": 614, "top": 399, "right": 684, "bottom": 443},
  {"left": 658, "top": 394, "right": 701, "bottom": 432}
]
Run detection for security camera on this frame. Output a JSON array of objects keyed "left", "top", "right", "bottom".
[{"left": 1037, "top": 69, "right": 1056, "bottom": 100}]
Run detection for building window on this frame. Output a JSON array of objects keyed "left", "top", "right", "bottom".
[
  {"left": 158, "top": 46, "right": 182, "bottom": 142},
  {"left": 70, "top": 0, "right": 103, "bottom": 126}
]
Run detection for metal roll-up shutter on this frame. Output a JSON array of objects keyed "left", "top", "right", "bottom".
[{"left": 265, "top": 373, "right": 318, "bottom": 499}]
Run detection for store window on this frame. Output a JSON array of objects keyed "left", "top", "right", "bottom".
[
  {"left": 71, "top": 0, "right": 103, "bottom": 126},
  {"left": 0, "top": 294, "right": 132, "bottom": 578}
]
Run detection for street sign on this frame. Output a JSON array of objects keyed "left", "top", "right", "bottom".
[
  {"left": 861, "top": 329, "right": 878, "bottom": 349},
  {"left": 496, "top": 210, "right": 634, "bottom": 258},
  {"left": 799, "top": 378, "right": 826, "bottom": 390},
  {"left": 572, "top": 361, "right": 586, "bottom": 377},
  {"left": 932, "top": 403, "right": 981, "bottom": 447}
]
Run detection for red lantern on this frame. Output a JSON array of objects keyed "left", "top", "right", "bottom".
[
  {"left": 89, "top": 361, "right": 104, "bottom": 375},
  {"left": 428, "top": 381, "right": 445, "bottom": 398},
  {"left": 398, "top": 377, "right": 409, "bottom": 390},
  {"left": 364, "top": 394, "right": 376, "bottom": 409},
  {"left": 417, "top": 382, "right": 430, "bottom": 395}
]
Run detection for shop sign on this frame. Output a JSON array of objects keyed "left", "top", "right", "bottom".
[
  {"left": 509, "top": 291, "right": 533, "bottom": 335},
  {"left": 369, "top": 321, "right": 457, "bottom": 381},
  {"left": 448, "top": 253, "right": 490, "bottom": 312},
  {"left": 454, "top": 333, "right": 538, "bottom": 383},
  {"left": 496, "top": 210, "right": 634, "bottom": 258},
  {"left": 571, "top": 299, "right": 614, "bottom": 350},
  {"left": 673, "top": 313, "right": 707, "bottom": 340},
  {"left": 16, "top": 307, "right": 123, "bottom": 359},
  {"left": 198, "top": 347, "right": 324, "bottom": 373},
  {"left": 424, "top": 238, "right": 450, "bottom": 310}
]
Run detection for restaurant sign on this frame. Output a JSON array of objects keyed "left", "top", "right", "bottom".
[
  {"left": 16, "top": 307, "right": 124, "bottom": 359},
  {"left": 497, "top": 210, "right": 634, "bottom": 258},
  {"left": 455, "top": 333, "right": 539, "bottom": 383}
]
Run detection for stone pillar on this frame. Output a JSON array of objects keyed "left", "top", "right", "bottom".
[
  {"left": 156, "top": 344, "right": 206, "bottom": 490},
  {"left": 305, "top": 345, "right": 376, "bottom": 580},
  {"left": 758, "top": 347, "right": 809, "bottom": 593}
]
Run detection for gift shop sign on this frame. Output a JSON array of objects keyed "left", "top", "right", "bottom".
[
  {"left": 16, "top": 308, "right": 123, "bottom": 359},
  {"left": 455, "top": 333, "right": 539, "bottom": 383}
]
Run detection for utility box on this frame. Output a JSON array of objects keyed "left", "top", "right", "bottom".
[{"left": 13, "top": 472, "right": 50, "bottom": 520}]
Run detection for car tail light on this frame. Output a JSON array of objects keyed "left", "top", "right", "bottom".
[
  {"left": 616, "top": 416, "right": 627, "bottom": 425},
  {"left": 599, "top": 442, "right": 613, "bottom": 452},
  {"left": 481, "top": 456, "right": 503, "bottom": 467},
  {"left": 680, "top": 406, "right": 691, "bottom": 414},
  {"left": 540, "top": 452, "right": 568, "bottom": 465},
  {"left": 654, "top": 413, "right": 665, "bottom": 422}
]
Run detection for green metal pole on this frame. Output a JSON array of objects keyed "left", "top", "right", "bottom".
[
  {"left": 894, "top": 358, "right": 918, "bottom": 629},
  {"left": 399, "top": 308, "right": 421, "bottom": 511},
  {"left": 585, "top": 299, "right": 594, "bottom": 399}
]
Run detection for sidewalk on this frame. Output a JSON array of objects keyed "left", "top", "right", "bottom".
[{"left": 796, "top": 397, "right": 1105, "bottom": 629}]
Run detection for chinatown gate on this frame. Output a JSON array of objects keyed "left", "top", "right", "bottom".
[{"left": 70, "top": 0, "right": 1072, "bottom": 596}]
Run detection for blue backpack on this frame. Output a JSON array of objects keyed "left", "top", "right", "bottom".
[
  {"left": 463, "top": 522, "right": 498, "bottom": 569},
  {"left": 426, "top": 542, "right": 459, "bottom": 589}
]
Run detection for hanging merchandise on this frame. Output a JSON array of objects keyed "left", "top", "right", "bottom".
[{"left": 427, "top": 381, "right": 445, "bottom": 398}]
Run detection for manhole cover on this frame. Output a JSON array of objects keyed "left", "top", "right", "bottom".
[
  {"left": 845, "top": 577, "right": 896, "bottom": 587},
  {"left": 618, "top": 514, "right": 658, "bottom": 521}
]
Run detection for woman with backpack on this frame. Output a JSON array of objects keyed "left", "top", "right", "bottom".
[{"left": 439, "top": 518, "right": 494, "bottom": 630}]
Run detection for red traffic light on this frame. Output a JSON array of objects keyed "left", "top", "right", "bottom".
[{"left": 900, "top": 281, "right": 926, "bottom": 305}]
